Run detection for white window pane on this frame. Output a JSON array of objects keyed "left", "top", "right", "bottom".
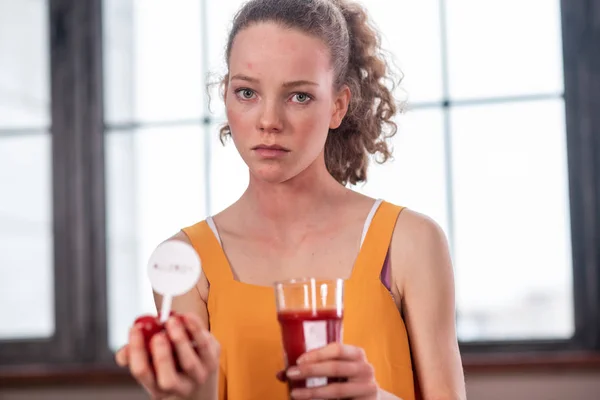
[
  {"left": 103, "top": 0, "right": 204, "bottom": 124},
  {"left": 446, "top": 0, "right": 564, "bottom": 100},
  {"left": 102, "top": 0, "right": 135, "bottom": 125},
  {"left": 352, "top": 109, "right": 450, "bottom": 236},
  {"left": 205, "top": 0, "right": 248, "bottom": 119},
  {"left": 105, "top": 125, "right": 207, "bottom": 349},
  {"left": 208, "top": 123, "right": 248, "bottom": 215},
  {"left": 0, "top": 133, "right": 54, "bottom": 339},
  {"left": 360, "top": 1, "right": 444, "bottom": 104},
  {"left": 0, "top": 0, "right": 50, "bottom": 128},
  {"left": 452, "top": 99, "right": 573, "bottom": 340}
]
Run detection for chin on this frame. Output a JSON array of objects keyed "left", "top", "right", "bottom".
[{"left": 250, "top": 164, "right": 299, "bottom": 184}]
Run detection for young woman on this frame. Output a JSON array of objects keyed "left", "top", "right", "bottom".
[{"left": 116, "top": 0, "right": 466, "bottom": 399}]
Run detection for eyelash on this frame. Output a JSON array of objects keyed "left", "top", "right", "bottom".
[
  {"left": 291, "top": 92, "right": 313, "bottom": 104},
  {"left": 233, "top": 88, "right": 314, "bottom": 104},
  {"left": 235, "top": 88, "right": 256, "bottom": 100}
]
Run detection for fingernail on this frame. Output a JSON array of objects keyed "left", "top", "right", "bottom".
[
  {"left": 168, "top": 317, "right": 180, "bottom": 329},
  {"left": 153, "top": 332, "right": 166, "bottom": 344},
  {"left": 290, "top": 389, "right": 302, "bottom": 398},
  {"left": 286, "top": 367, "right": 300, "bottom": 377},
  {"left": 296, "top": 356, "right": 307, "bottom": 364},
  {"left": 276, "top": 370, "right": 287, "bottom": 382},
  {"left": 187, "top": 319, "right": 198, "bottom": 332}
]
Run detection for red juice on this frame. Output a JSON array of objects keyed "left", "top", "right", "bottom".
[{"left": 277, "top": 308, "right": 343, "bottom": 390}]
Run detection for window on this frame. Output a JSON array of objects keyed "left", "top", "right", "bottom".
[
  {"left": 1, "top": 0, "right": 599, "bottom": 377},
  {"left": 0, "top": 0, "right": 54, "bottom": 346},
  {"left": 1, "top": 0, "right": 111, "bottom": 366},
  {"left": 101, "top": 0, "right": 597, "bottom": 354},
  {"left": 351, "top": 0, "right": 573, "bottom": 343}
]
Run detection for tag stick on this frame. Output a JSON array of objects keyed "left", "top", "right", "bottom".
[
  {"left": 160, "top": 295, "right": 173, "bottom": 323},
  {"left": 147, "top": 241, "right": 201, "bottom": 323}
]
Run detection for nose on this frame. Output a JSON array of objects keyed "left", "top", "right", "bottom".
[{"left": 257, "top": 100, "right": 283, "bottom": 133}]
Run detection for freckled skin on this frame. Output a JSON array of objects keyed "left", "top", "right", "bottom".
[{"left": 224, "top": 22, "right": 347, "bottom": 185}]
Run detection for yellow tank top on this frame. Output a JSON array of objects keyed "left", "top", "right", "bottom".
[{"left": 183, "top": 201, "right": 416, "bottom": 400}]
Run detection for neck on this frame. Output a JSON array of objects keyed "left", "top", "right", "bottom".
[{"left": 239, "top": 158, "right": 349, "bottom": 231}]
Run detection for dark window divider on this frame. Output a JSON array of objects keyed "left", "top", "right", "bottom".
[{"left": 561, "top": 0, "right": 600, "bottom": 352}]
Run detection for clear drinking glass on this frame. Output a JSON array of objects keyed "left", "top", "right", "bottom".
[{"left": 274, "top": 278, "right": 344, "bottom": 392}]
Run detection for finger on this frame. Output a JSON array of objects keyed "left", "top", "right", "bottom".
[
  {"left": 128, "top": 326, "right": 159, "bottom": 393},
  {"left": 126, "top": 328, "right": 169, "bottom": 399},
  {"left": 287, "top": 361, "right": 373, "bottom": 381},
  {"left": 165, "top": 316, "right": 208, "bottom": 384},
  {"left": 297, "top": 343, "right": 366, "bottom": 365},
  {"left": 151, "top": 332, "right": 195, "bottom": 395},
  {"left": 180, "top": 312, "right": 208, "bottom": 331},
  {"left": 182, "top": 314, "right": 220, "bottom": 373},
  {"left": 290, "top": 381, "right": 378, "bottom": 399},
  {"left": 115, "top": 345, "right": 129, "bottom": 367}
]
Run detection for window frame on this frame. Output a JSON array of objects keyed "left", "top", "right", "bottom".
[
  {"left": 0, "top": 0, "right": 599, "bottom": 382},
  {"left": 460, "top": 0, "right": 600, "bottom": 355},
  {"left": 559, "top": 0, "right": 600, "bottom": 353},
  {"left": 0, "top": 0, "right": 112, "bottom": 367}
]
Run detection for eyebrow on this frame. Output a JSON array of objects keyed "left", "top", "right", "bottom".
[{"left": 230, "top": 74, "right": 319, "bottom": 88}]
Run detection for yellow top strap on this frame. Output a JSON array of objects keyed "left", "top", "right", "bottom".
[
  {"left": 182, "top": 221, "right": 234, "bottom": 287},
  {"left": 350, "top": 201, "right": 404, "bottom": 281}
]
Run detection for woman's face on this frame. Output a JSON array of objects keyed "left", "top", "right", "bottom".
[{"left": 225, "top": 22, "right": 349, "bottom": 184}]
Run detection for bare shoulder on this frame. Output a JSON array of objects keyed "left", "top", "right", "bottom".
[
  {"left": 391, "top": 208, "right": 454, "bottom": 294},
  {"left": 393, "top": 208, "right": 449, "bottom": 250},
  {"left": 389, "top": 208, "right": 466, "bottom": 398}
]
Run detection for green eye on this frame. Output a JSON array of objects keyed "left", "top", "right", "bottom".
[
  {"left": 241, "top": 89, "right": 254, "bottom": 99},
  {"left": 293, "top": 93, "right": 310, "bottom": 103}
]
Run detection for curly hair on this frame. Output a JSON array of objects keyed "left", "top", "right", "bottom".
[{"left": 219, "top": 0, "right": 402, "bottom": 186}]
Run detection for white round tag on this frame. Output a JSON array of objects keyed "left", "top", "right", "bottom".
[{"left": 147, "top": 240, "right": 201, "bottom": 297}]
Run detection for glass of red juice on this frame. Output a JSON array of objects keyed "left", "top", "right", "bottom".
[{"left": 274, "top": 278, "right": 344, "bottom": 394}]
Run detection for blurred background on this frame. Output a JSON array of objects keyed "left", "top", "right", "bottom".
[{"left": 1, "top": 0, "right": 599, "bottom": 399}]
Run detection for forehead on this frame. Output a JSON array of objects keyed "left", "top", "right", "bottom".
[{"left": 229, "top": 22, "right": 333, "bottom": 81}]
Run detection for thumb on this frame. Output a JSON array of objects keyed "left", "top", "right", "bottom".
[{"left": 114, "top": 345, "right": 129, "bottom": 367}]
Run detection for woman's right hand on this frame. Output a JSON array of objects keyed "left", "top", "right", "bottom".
[{"left": 115, "top": 312, "right": 220, "bottom": 399}]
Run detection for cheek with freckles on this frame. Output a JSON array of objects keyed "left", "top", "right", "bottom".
[
  {"left": 224, "top": 90, "right": 335, "bottom": 183},
  {"left": 226, "top": 105, "right": 260, "bottom": 163},
  {"left": 290, "top": 114, "right": 328, "bottom": 153}
]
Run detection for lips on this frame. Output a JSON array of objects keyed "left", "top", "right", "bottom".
[
  {"left": 252, "top": 144, "right": 291, "bottom": 158},
  {"left": 252, "top": 144, "right": 290, "bottom": 152}
]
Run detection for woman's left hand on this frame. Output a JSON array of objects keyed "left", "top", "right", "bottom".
[{"left": 285, "top": 342, "right": 380, "bottom": 400}]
